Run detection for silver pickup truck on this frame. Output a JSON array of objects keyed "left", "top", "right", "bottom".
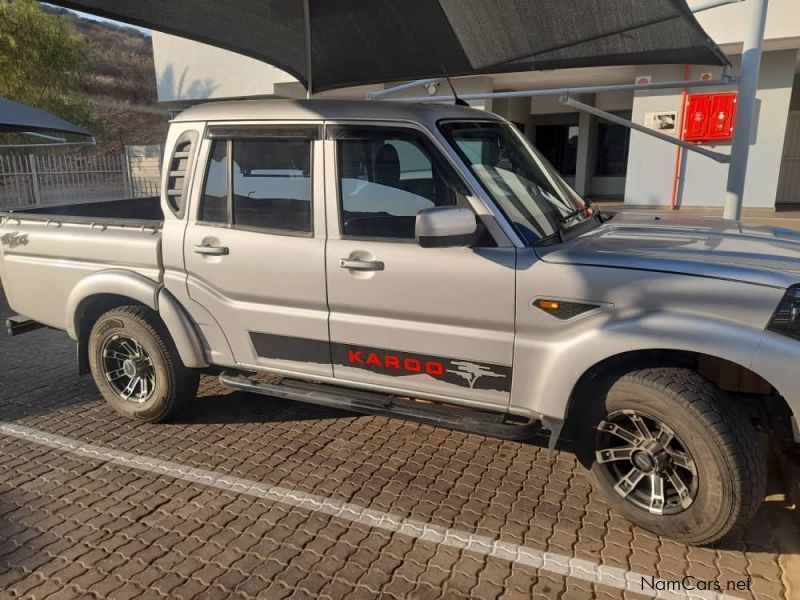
[{"left": 2, "top": 99, "right": 799, "bottom": 545}]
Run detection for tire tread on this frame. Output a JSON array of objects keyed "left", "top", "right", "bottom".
[{"left": 615, "top": 367, "right": 765, "bottom": 544}]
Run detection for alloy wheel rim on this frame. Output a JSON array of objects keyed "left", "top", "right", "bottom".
[
  {"left": 595, "top": 409, "right": 698, "bottom": 515},
  {"left": 101, "top": 334, "right": 156, "bottom": 403}
]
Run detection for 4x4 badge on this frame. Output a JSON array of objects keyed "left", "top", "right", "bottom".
[{"left": 1, "top": 232, "right": 29, "bottom": 248}]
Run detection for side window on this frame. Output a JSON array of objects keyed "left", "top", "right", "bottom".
[
  {"left": 199, "top": 140, "right": 228, "bottom": 223},
  {"left": 231, "top": 139, "right": 312, "bottom": 233},
  {"left": 197, "top": 134, "right": 314, "bottom": 235},
  {"left": 334, "top": 127, "right": 467, "bottom": 240}
]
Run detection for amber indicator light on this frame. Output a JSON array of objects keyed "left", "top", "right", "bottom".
[{"left": 535, "top": 299, "right": 561, "bottom": 311}]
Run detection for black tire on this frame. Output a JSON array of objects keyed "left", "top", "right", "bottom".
[
  {"left": 579, "top": 367, "right": 766, "bottom": 546},
  {"left": 88, "top": 305, "right": 199, "bottom": 422}
]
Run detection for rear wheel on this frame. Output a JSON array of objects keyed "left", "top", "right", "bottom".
[
  {"left": 88, "top": 305, "right": 199, "bottom": 422},
  {"left": 582, "top": 368, "right": 766, "bottom": 545}
]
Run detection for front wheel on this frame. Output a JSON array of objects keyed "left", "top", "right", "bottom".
[
  {"left": 88, "top": 305, "right": 199, "bottom": 422},
  {"left": 582, "top": 368, "right": 766, "bottom": 545}
]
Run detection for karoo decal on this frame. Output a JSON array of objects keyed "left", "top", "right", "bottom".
[
  {"left": 332, "top": 343, "right": 512, "bottom": 393},
  {"left": 249, "top": 332, "right": 512, "bottom": 393}
]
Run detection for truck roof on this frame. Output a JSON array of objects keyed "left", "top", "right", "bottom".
[{"left": 173, "top": 99, "right": 504, "bottom": 126}]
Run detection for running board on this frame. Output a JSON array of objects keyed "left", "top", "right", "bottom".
[
  {"left": 5, "top": 315, "right": 45, "bottom": 337},
  {"left": 219, "top": 372, "right": 541, "bottom": 441}
]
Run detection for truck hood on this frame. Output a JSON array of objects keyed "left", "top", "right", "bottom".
[{"left": 535, "top": 211, "right": 800, "bottom": 289}]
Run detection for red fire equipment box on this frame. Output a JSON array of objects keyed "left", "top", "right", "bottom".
[{"left": 683, "top": 92, "right": 737, "bottom": 143}]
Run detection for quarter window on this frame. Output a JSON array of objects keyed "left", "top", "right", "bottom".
[{"left": 333, "top": 127, "right": 467, "bottom": 240}]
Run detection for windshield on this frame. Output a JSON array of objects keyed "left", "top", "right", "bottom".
[{"left": 440, "top": 121, "right": 593, "bottom": 244}]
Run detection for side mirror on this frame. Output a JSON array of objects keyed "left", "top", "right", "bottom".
[{"left": 415, "top": 207, "right": 477, "bottom": 248}]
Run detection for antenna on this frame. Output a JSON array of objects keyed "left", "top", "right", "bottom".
[{"left": 441, "top": 65, "right": 470, "bottom": 107}]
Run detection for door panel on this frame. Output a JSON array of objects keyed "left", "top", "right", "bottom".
[
  {"left": 185, "top": 228, "right": 330, "bottom": 374},
  {"left": 183, "top": 129, "right": 331, "bottom": 376},
  {"left": 327, "top": 241, "right": 516, "bottom": 406},
  {"left": 324, "top": 124, "right": 516, "bottom": 407}
]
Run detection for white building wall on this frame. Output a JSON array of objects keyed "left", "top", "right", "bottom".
[
  {"left": 152, "top": 32, "right": 297, "bottom": 101},
  {"left": 625, "top": 50, "right": 797, "bottom": 208}
]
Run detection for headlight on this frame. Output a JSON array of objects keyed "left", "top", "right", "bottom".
[{"left": 767, "top": 285, "right": 800, "bottom": 340}]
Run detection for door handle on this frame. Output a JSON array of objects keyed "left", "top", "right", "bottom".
[
  {"left": 339, "top": 258, "right": 384, "bottom": 271},
  {"left": 194, "top": 243, "right": 229, "bottom": 256}
]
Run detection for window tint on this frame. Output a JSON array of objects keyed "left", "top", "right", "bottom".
[
  {"left": 198, "top": 137, "right": 314, "bottom": 234},
  {"left": 335, "top": 128, "right": 466, "bottom": 240},
  {"left": 199, "top": 140, "right": 228, "bottom": 223},
  {"left": 231, "top": 139, "right": 312, "bottom": 233}
]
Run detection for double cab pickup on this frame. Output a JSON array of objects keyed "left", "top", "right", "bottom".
[{"left": 3, "top": 99, "right": 800, "bottom": 545}]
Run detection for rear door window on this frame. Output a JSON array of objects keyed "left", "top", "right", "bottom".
[
  {"left": 197, "top": 129, "right": 315, "bottom": 235},
  {"left": 232, "top": 139, "right": 312, "bottom": 234}
]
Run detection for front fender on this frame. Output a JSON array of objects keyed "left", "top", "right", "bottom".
[
  {"left": 510, "top": 311, "right": 768, "bottom": 421},
  {"left": 66, "top": 269, "right": 208, "bottom": 369},
  {"left": 752, "top": 330, "right": 800, "bottom": 434}
]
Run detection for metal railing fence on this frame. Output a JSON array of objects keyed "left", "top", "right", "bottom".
[{"left": 0, "top": 149, "right": 161, "bottom": 209}]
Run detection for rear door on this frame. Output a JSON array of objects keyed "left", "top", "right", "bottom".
[
  {"left": 324, "top": 123, "right": 517, "bottom": 408},
  {"left": 183, "top": 124, "right": 332, "bottom": 376}
]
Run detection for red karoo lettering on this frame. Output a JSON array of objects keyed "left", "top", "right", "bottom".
[
  {"left": 404, "top": 358, "right": 422, "bottom": 372},
  {"left": 346, "top": 348, "right": 445, "bottom": 379},
  {"left": 425, "top": 361, "right": 444, "bottom": 376}
]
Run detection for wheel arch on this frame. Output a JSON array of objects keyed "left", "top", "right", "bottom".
[
  {"left": 562, "top": 349, "right": 792, "bottom": 441},
  {"left": 68, "top": 270, "right": 208, "bottom": 373}
]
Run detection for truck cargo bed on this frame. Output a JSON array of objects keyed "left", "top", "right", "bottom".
[{"left": 0, "top": 196, "right": 163, "bottom": 226}]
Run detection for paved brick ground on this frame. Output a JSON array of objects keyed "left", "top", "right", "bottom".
[{"left": 0, "top": 291, "right": 797, "bottom": 599}]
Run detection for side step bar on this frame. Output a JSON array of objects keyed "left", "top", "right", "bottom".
[
  {"left": 5, "top": 315, "right": 45, "bottom": 337},
  {"left": 219, "top": 372, "right": 541, "bottom": 442}
]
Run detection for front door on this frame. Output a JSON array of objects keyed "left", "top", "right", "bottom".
[
  {"left": 183, "top": 125, "right": 331, "bottom": 376},
  {"left": 324, "top": 124, "right": 516, "bottom": 408}
]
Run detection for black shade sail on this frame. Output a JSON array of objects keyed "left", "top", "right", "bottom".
[
  {"left": 0, "top": 98, "right": 92, "bottom": 137},
  {"left": 46, "top": 0, "right": 728, "bottom": 93}
]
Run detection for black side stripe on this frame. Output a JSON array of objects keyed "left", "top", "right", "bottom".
[
  {"left": 249, "top": 332, "right": 512, "bottom": 393},
  {"left": 249, "top": 332, "right": 331, "bottom": 365}
]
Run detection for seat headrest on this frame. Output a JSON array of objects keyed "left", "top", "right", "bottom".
[{"left": 374, "top": 143, "right": 401, "bottom": 187}]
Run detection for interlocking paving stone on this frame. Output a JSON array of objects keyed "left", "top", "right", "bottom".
[{"left": 0, "top": 291, "right": 797, "bottom": 599}]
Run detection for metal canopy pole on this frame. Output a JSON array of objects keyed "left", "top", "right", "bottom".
[
  {"left": 381, "top": 76, "right": 735, "bottom": 103},
  {"left": 367, "top": 78, "right": 441, "bottom": 100},
  {"left": 561, "top": 97, "right": 730, "bottom": 163},
  {"left": 723, "top": 0, "right": 769, "bottom": 220}
]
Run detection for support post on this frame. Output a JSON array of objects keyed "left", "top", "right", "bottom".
[
  {"left": 723, "top": 0, "right": 769, "bottom": 220},
  {"left": 303, "top": 0, "right": 313, "bottom": 98},
  {"left": 573, "top": 95, "right": 597, "bottom": 197},
  {"left": 122, "top": 148, "right": 132, "bottom": 198},
  {"left": 27, "top": 154, "right": 41, "bottom": 205}
]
